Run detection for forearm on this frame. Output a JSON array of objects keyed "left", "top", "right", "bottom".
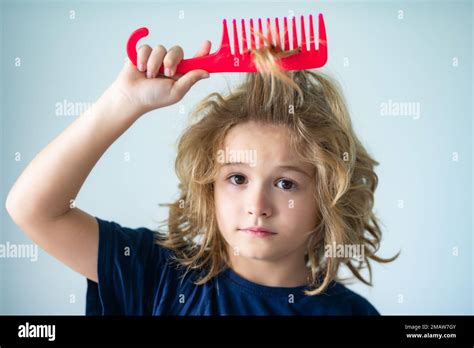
[{"left": 6, "top": 86, "right": 143, "bottom": 221}]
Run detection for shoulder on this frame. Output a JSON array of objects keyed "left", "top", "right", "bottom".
[
  {"left": 323, "top": 281, "right": 381, "bottom": 315},
  {"left": 96, "top": 217, "right": 164, "bottom": 252},
  {"left": 95, "top": 217, "right": 156, "bottom": 242}
]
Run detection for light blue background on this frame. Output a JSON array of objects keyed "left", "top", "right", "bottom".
[{"left": 1, "top": 0, "right": 472, "bottom": 314}]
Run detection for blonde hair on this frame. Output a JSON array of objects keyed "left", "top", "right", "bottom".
[{"left": 155, "top": 46, "right": 399, "bottom": 295}]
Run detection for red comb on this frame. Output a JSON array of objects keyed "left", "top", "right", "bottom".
[{"left": 126, "top": 13, "right": 327, "bottom": 74}]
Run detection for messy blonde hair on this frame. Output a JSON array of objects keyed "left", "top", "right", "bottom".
[{"left": 155, "top": 46, "right": 399, "bottom": 295}]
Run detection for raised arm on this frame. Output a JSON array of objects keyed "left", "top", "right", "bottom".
[{"left": 5, "top": 42, "right": 211, "bottom": 282}]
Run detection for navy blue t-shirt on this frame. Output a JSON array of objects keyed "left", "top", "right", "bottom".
[{"left": 86, "top": 217, "right": 380, "bottom": 315}]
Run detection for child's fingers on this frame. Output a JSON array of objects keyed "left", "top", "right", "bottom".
[
  {"left": 193, "top": 40, "right": 212, "bottom": 58},
  {"left": 146, "top": 45, "right": 167, "bottom": 79},
  {"left": 137, "top": 44, "right": 152, "bottom": 72},
  {"left": 169, "top": 69, "right": 209, "bottom": 103},
  {"left": 162, "top": 45, "right": 184, "bottom": 78},
  {"left": 167, "top": 41, "right": 211, "bottom": 81}
]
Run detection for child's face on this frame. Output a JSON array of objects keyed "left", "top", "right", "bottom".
[{"left": 214, "top": 121, "right": 318, "bottom": 264}]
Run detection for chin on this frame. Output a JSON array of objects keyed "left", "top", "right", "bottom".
[
  {"left": 241, "top": 251, "right": 270, "bottom": 260},
  {"left": 236, "top": 245, "right": 278, "bottom": 261}
]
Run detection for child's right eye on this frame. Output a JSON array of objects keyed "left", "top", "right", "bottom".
[{"left": 227, "top": 174, "right": 247, "bottom": 185}]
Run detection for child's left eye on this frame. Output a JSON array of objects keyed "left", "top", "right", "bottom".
[{"left": 276, "top": 179, "right": 297, "bottom": 191}]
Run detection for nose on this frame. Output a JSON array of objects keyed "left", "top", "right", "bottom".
[{"left": 247, "top": 186, "right": 272, "bottom": 218}]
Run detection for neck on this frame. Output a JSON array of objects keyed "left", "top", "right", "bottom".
[{"left": 226, "top": 246, "right": 310, "bottom": 288}]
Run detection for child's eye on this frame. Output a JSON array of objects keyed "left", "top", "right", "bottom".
[
  {"left": 228, "top": 174, "right": 247, "bottom": 185},
  {"left": 276, "top": 179, "right": 298, "bottom": 191},
  {"left": 227, "top": 175, "right": 298, "bottom": 191}
]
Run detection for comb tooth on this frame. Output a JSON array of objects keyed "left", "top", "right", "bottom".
[
  {"left": 258, "top": 18, "right": 263, "bottom": 48},
  {"left": 318, "top": 13, "right": 327, "bottom": 48},
  {"left": 275, "top": 18, "right": 281, "bottom": 51},
  {"left": 221, "top": 19, "right": 231, "bottom": 53},
  {"left": 266, "top": 18, "right": 273, "bottom": 47},
  {"left": 232, "top": 19, "right": 240, "bottom": 54},
  {"left": 300, "top": 15, "right": 306, "bottom": 52},
  {"left": 309, "top": 14, "right": 315, "bottom": 51},
  {"left": 291, "top": 16, "right": 298, "bottom": 50},
  {"left": 283, "top": 17, "right": 289, "bottom": 50},
  {"left": 250, "top": 18, "right": 256, "bottom": 49},
  {"left": 241, "top": 19, "right": 248, "bottom": 53}
]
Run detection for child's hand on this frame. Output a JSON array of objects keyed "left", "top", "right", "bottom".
[{"left": 110, "top": 41, "right": 211, "bottom": 116}]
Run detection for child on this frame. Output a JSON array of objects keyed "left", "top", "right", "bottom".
[{"left": 6, "top": 39, "right": 398, "bottom": 315}]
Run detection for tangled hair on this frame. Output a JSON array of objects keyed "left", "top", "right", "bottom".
[{"left": 154, "top": 45, "right": 400, "bottom": 295}]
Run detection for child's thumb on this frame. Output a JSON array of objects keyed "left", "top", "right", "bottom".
[
  {"left": 122, "top": 59, "right": 140, "bottom": 76},
  {"left": 170, "top": 69, "right": 209, "bottom": 99}
]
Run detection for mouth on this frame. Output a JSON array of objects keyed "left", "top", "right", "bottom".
[{"left": 239, "top": 227, "right": 277, "bottom": 238}]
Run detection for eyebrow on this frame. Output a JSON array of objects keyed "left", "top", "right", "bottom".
[{"left": 221, "top": 162, "right": 313, "bottom": 178}]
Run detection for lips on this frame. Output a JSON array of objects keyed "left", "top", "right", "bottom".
[{"left": 240, "top": 226, "right": 277, "bottom": 237}]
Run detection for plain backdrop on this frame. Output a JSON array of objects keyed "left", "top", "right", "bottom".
[{"left": 1, "top": 0, "right": 472, "bottom": 315}]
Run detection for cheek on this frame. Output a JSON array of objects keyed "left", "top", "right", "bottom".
[
  {"left": 301, "top": 199, "right": 319, "bottom": 229},
  {"left": 214, "top": 183, "right": 238, "bottom": 226},
  {"left": 280, "top": 194, "right": 318, "bottom": 227}
]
